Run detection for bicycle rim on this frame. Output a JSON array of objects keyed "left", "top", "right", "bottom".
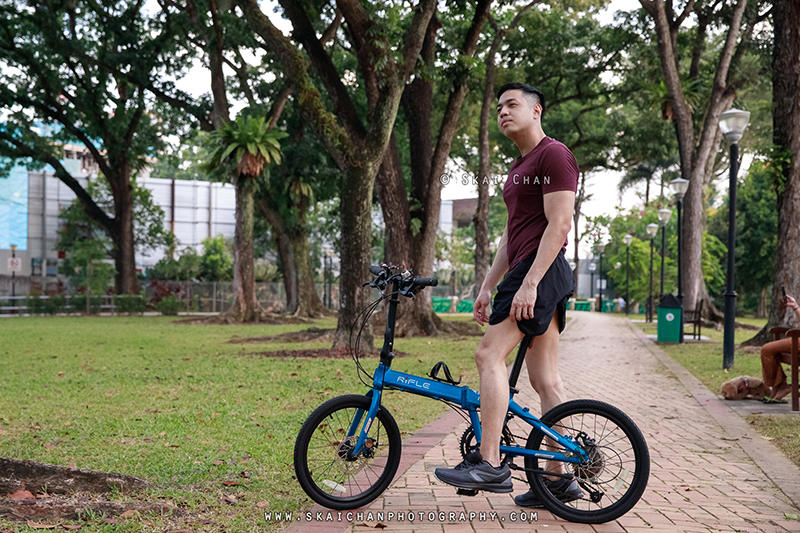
[
  {"left": 294, "top": 394, "right": 402, "bottom": 509},
  {"left": 525, "top": 399, "right": 650, "bottom": 524}
]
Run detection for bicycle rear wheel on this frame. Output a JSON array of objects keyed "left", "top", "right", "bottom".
[
  {"left": 294, "top": 394, "right": 402, "bottom": 510},
  {"left": 524, "top": 399, "right": 649, "bottom": 524}
]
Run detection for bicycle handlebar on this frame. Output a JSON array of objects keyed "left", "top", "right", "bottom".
[{"left": 366, "top": 264, "right": 437, "bottom": 295}]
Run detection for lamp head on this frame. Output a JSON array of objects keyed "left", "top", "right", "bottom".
[
  {"left": 623, "top": 234, "right": 633, "bottom": 247},
  {"left": 588, "top": 262, "right": 597, "bottom": 273},
  {"left": 718, "top": 108, "right": 750, "bottom": 143},
  {"left": 646, "top": 223, "right": 659, "bottom": 238},
  {"left": 670, "top": 178, "right": 689, "bottom": 201},
  {"left": 9, "top": 244, "right": 17, "bottom": 252},
  {"left": 658, "top": 208, "right": 672, "bottom": 225},
  {"left": 615, "top": 262, "right": 622, "bottom": 269},
  {"left": 596, "top": 243, "right": 606, "bottom": 254}
]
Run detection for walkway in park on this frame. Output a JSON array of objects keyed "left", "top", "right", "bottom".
[{"left": 284, "top": 312, "right": 800, "bottom": 533}]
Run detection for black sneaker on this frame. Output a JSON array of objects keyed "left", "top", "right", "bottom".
[
  {"left": 514, "top": 477, "right": 583, "bottom": 508},
  {"left": 434, "top": 453, "right": 513, "bottom": 493}
]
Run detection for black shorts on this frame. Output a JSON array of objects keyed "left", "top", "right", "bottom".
[{"left": 488, "top": 250, "right": 575, "bottom": 336}]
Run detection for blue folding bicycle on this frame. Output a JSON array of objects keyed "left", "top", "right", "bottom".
[{"left": 294, "top": 264, "right": 649, "bottom": 523}]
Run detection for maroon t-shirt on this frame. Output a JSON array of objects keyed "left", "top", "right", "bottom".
[{"left": 503, "top": 137, "right": 579, "bottom": 270}]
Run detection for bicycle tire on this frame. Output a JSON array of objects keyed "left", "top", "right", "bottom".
[
  {"left": 294, "top": 394, "right": 402, "bottom": 510},
  {"left": 524, "top": 399, "right": 649, "bottom": 524}
]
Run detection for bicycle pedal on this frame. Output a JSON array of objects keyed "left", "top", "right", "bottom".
[{"left": 456, "top": 488, "right": 480, "bottom": 497}]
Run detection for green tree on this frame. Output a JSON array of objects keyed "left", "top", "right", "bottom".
[
  {"left": 238, "top": 0, "right": 440, "bottom": 346},
  {"left": 708, "top": 161, "right": 778, "bottom": 317},
  {"left": 203, "top": 115, "right": 287, "bottom": 322},
  {"left": 0, "top": 0, "right": 186, "bottom": 294},
  {"left": 57, "top": 178, "right": 172, "bottom": 289},
  {"left": 636, "top": 0, "right": 772, "bottom": 317}
]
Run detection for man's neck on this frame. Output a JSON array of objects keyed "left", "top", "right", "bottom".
[{"left": 513, "top": 127, "right": 547, "bottom": 157}]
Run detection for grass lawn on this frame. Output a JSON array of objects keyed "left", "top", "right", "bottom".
[
  {"left": 0, "top": 315, "right": 487, "bottom": 532},
  {"left": 631, "top": 317, "right": 800, "bottom": 469}
]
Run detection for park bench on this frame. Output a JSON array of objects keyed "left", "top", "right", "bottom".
[
  {"left": 769, "top": 326, "right": 800, "bottom": 411},
  {"left": 684, "top": 299, "right": 703, "bottom": 340}
]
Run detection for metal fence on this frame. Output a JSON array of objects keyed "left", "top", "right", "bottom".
[{"left": 0, "top": 281, "right": 475, "bottom": 316}]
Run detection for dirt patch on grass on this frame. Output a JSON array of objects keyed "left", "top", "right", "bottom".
[
  {"left": 0, "top": 494, "right": 180, "bottom": 523},
  {"left": 254, "top": 347, "right": 409, "bottom": 359},
  {"left": 0, "top": 459, "right": 181, "bottom": 524},
  {"left": 0, "top": 458, "right": 151, "bottom": 496},
  {"left": 178, "top": 313, "right": 311, "bottom": 326},
  {"left": 230, "top": 327, "right": 334, "bottom": 344}
]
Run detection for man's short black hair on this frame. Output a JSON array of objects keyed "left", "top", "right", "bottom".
[{"left": 497, "top": 83, "right": 546, "bottom": 117}]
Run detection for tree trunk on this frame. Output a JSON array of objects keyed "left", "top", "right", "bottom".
[
  {"left": 107, "top": 163, "right": 139, "bottom": 295},
  {"left": 744, "top": 0, "right": 800, "bottom": 345},
  {"left": 256, "top": 199, "right": 297, "bottom": 312},
  {"left": 757, "top": 287, "right": 767, "bottom": 319},
  {"left": 474, "top": 17, "right": 501, "bottom": 299},
  {"left": 332, "top": 163, "right": 377, "bottom": 348},
  {"left": 289, "top": 228, "right": 329, "bottom": 318},
  {"left": 375, "top": 136, "right": 413, "bottom": 266},
  {"left": 227, "top": 178, "right": 260, "bottom": 322}
]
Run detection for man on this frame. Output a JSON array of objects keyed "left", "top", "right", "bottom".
[{"left": 434, "top": 83, "right": 580, "bottom": 507}]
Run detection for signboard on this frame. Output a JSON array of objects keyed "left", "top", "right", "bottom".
[{"left": 7, "top": 257, "right": 22, "bottom": 272}]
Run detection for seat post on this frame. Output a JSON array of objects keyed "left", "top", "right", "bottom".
[{"left": 508, "top": 334, "right": 535, "bottom": 392}]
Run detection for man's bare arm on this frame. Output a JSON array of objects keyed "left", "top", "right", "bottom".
[
  {"left": 522, "top": 190, "right": 575, "bottom": 289},
  {"left": 479, "top": 225, "right": 510, "bottom": 293}
]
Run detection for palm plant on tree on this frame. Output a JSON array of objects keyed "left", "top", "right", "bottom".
[{"left": 204, "top": 115, "right": 287, "bottom": 322}]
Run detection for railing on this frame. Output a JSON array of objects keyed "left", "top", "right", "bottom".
[{"left": 0, "top": 281, "right": 483, "bottom": 316}]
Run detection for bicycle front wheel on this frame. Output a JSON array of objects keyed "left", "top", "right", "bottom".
[
  {"left": 294, "top": 394, "right": 402, "bottom": 510},
  {"left": 525, "top": 399, "right": 649, "bottom": 524}
]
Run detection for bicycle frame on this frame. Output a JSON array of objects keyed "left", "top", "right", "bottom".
[{"left": 348, "top": 277, "right": 589, "bottom": 466}]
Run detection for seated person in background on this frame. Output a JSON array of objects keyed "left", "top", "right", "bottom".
[{"left": 761, "top": 293, "right": 800, "bottom": 401}]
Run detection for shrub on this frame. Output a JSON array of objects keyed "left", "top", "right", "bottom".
[
  {"left": 70, "top": 294, "right": 103, "bottom": 314},
  {"left": 114, "top": 294, "right": 146, "bottom": 315},
  {"left": 157, "top": 295, "right": 185, "bottom": 316},
  {"left": 49, "top": 294, "right": 67, "bottom": 314}
]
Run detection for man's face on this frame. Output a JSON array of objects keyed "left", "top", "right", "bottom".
[{"left": 496, "top": 90, "right": 540, "bottom": 137}]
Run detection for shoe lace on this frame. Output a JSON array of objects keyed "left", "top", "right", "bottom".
[{"left": 454, "top": 450, "right": 483, "bottom": 471}]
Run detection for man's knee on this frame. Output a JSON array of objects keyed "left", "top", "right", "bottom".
[
  {"left": 528, "top": 373, "right": 562, "bottom": 394},
  {"left": 475, "top": 342, "right": 504, "bottom": 373}
]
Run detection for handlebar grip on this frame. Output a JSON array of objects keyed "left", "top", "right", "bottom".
[
  {"left": 414, "top": 277, "right": 438, "bottom": 287},
  {"left": 370, "top": 265, "right": 383, "bottom": 275}
]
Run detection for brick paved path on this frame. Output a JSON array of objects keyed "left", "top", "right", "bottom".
[{"left": 285, "top": 312, "right": 800, "bottom": 533}]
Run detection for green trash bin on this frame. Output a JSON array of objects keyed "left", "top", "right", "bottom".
[{"left": 657, "top": 293, "right": 682, "bottom": 343}]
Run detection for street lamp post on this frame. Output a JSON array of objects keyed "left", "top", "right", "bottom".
[
  {"left": 322, "top": 246, "right": 330, "bottom": 309},
  {"left": 719, "top": 108, "right": 750, "bottom": 369},
  {"left": 589, "top": 262, "right": 597, "bottom": 309},
  {"left": 657, "top": 208, "right": 672, "bottom": 300},
  {"left": 10, "top": 244, "right": 17, "bottom": 315},
  {"left": 597, "top": 243, "right": 606, "bottom": 313},
  {"left": 623, "top": 234, "right": 633, "bottom": 315},
  {"left": 670, "top": 177, "right": 690, "bottom": 343},
  {"left": 646, "top": 224, "right": 659, "bottom": 323}
]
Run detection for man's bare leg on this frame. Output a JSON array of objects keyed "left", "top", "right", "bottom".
[
  {"left": 433, "top": 318, "right": 524, "bottom": 492},
  {"left": 474, "top": 317, "right": 526, "bottom": 467},
  {"left": 525, "top": 314, "right": 566, "bottom": 481}
]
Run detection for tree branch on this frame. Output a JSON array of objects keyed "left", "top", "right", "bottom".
[
  {"left": 279, "top": 0, "right": 365, "bottom": 138},
  {"left": 236, "top": 0, "right": 349, "bottom": 168}
]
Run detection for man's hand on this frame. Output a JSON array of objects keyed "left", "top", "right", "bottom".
[
  {"left": 510, "top": 283, "right": 537, "bottom": 321},
  {"left": 473, "top": 290, "right": 493, "bottom": 325}
]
